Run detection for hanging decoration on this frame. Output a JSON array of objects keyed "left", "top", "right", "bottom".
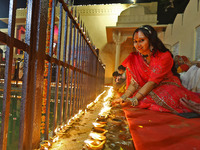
[{"left": 40, "top": 0, "right": 53, "bottom": 134}]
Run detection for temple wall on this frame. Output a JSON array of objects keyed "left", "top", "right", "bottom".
[
  {"left": 75, "top": 4, "right": 131, "bottom": 84},
  {"left": 164, "top": 0, "right": 200, "bottom": 60},
  {"left": 76, "top": 4, "right": 130, "bottom": 50}
]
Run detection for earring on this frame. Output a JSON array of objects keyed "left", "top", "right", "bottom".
[{"left": 150, "top": 45, "right": 153, "bottom": 52}]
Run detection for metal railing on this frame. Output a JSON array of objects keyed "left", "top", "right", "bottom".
[{"left": 0, "top": 0, "right": 105, "bottom": 149}]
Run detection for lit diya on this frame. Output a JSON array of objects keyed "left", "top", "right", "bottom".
[
  {"left": 84, "top": 139, "right": 105, "bottom": 150},
  {"left": 93, "top": 127, "right": 108, "bottom": 135},
  {"left": 92, "top": 122, "right": 106, "bottom": 128},
  {"left": 89, "top": 131, "right": 106, "bottom": 141}
]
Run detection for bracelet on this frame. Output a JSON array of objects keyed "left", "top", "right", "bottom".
[
  {"left": 120, "top": 95, "right": 127, "bottom": 101},
  {"left": 127, "top": 97, "right": 138, "bottom": 106},
  {"left": 126, "top": 89, "right": 133, "bottom": 94},
  {"left": 137, "top": 91, "right": 145, "bottom": 98}
]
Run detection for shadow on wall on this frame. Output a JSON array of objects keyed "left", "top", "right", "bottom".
[{"left": 100, "top": 43, "right": 115, "bottom": 85}]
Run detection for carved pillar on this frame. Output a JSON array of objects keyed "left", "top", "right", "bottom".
[{"left": 113, "top": 31, "right": 127, "bottom": 70}]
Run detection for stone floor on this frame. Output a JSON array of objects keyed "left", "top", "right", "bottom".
[{"left": 49, "top": 88, "right": 134, "bottom": 150}]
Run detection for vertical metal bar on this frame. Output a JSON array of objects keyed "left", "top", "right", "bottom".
[
  {"left": 50, "top": 0, "right": 61, "bottom": 135},
  {"left": 69, "top": 11, "right": 76, "bottom": 116},
  {"left": 66, "top": 11, "right": 73, "bottom": 119},
  {"left": 74, "top": 9, "right": 79, "bottom": 114},
  {"left": 85, "top": 44, "right": 89, "bottom": 104},
  {"left": 45, "top": 0, "right": 56, "bottom": 140},
  {"left": 30, "top": 0, "right": 48, "bottom": 148},
  {"left": 18, "top": 0, "right": 34, "bottom": 148},
  {"left": 18, "top": 0, "right": 48, "bottom": 149},
  {"left": 79, "top": 25, "right": 83, "bottom": 109},
  {"left": 44, "top": 62, "right": 52, "bottom": 139},
  {"left": 63, "top": 10, "right": 69, "bottom": 123},
  {"left": 0, "top": 0, "right": 16, "bottom": 149},
  {"left": 83, "top": 39, "right": 87, "bottom": 106},
  {"left": 77, "top": 19, "right": 81, "bottom": 110},
  {"left": 60, "top": 3, "right": 68, "bottom": 125},
  {"left": 81, "top": 37, "right": 85, "bottom": 108},
  {"left": 53, "top": 1, "right": 63, "bottom": 130},
  {"left": 81, "top": 36, "right": 84, "bottom": 109}
]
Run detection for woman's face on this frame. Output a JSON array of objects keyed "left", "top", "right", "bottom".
[{"left": 133, "top": 31, "right": 150, "bottom": 55}]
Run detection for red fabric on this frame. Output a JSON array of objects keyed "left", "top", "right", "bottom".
[
  {"left": 121, "top": 51, "right": 200, "bottom": 113},
  {"left": 181, "top": 56, "right": 189, "bottom": 63},
  {"left": 122, "top": 51, "right": 177, "bottom": 88},
  {"left": 123, "top": 107, "right": 200, "bottom": 150},
  {"left": 179, "top": 64, "right": 190, "bottom": 72}
]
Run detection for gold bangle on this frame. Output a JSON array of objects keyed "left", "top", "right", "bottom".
[
  {"left": 127, "top": 97, "right": 138, "bottom": 106},
  {"left": 137, "top": 91, "right": 145, "bottom": 98}
]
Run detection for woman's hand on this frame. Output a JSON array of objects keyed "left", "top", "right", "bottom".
[
  {"left": 111, "top": 98, "right": 132, "bottom": 107},
  {"left": 120, "top": 99, "right": 132, "bottom": 107},
  {"left": 111, "top": 98, "right": 122, "bottom": 107}
]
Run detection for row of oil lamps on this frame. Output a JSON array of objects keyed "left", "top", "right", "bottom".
[
  {"left": 39, "top": 86, "right": 113, "bottom": 150},
  {"left": 84, "top": 87, "right": 113, "bottom": 150}
]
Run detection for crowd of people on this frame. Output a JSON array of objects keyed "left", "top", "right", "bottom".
[{"left": 112, "top": 25, "right": 200, "bottom": 118}]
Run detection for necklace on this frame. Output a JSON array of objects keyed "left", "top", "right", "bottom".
[
  {"left": 141, "top": 53, "right": 151, "bottom": 64},
  {"left": 142, "top": 54, "right": 148, "bottom": 58}
]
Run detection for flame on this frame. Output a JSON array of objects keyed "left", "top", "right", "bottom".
[
  {"left": 84, "top": 139, "right": 106, "bottom": 148},
  {"left": 40, "top": 88, "right": 110, "bottom": 149},
  {"left": 92, "top": 122, "right": 105, "bottom": 128},
  {"left": 54, "top": 128, "right": 58, "bottom": 133},
  {"left": 44, "top": 147, "right": 48, "bottom": 150},
  {"left": 98, "top": 87, "right": 113, "bottom": 118},
  {"left": 94, "top": 90, "right": 106, "bottom": 103},
  {"left": 89, "top": 132, "right": 106, "bottom": 141},
  {"left": 52, "top": 136, "right": 59, "bottom": 142}
]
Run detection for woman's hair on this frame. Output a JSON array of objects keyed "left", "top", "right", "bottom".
[
  {"left": 133, "top": 25, "right": 169, "bottom": 55},
  {"left": 133, "top": 25, "right": 180, "bottom": 79}
]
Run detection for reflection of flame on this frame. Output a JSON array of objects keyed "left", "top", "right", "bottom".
[
  {"left": 89, "top": 132, "right": 106, "bottom": 140},
  {"left": 103, "top": 87, "right": 113, "bottom": 101},
  {"left": 94, "top": 90, "right": 106, "bottom": 103},
  {"left": 84, "top": 139, "right": 105, "bottom": 149},
  {"left": 53, "top": 136, "right": 59, "bottom": 142},
  {"left": 87, "top": 90, "right": 106, "bottom": 109},
  {"left": 87, "top": 102, "right": 94, "bottom": 109},
  {"left": 92, "top": 122, "right": 105, "bottom": 128}
]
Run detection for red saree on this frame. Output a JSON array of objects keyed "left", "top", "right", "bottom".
[{"left": 122, "top": 51, "right": 200, "bottom": 114}]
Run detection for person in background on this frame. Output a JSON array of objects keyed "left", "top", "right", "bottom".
[
  {"left": 112, "top": 71, "right": 120, "bottom": 83},
  {"left": 112, "top": 71, "right": 126, "bottom": 97},
  {"left": 180, "top": 60, "right": 200, "bottom": 93},
  {"left": 112, "top": 25, "right": 200, "bottom": 118},
  {"left": 118, "top": 65, "right": 126, "bottom": 80},
  {"left": 177, "top": 64, "right": 190, "bottom": 73}
]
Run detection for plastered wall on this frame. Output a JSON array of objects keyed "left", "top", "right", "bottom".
[{"left": 164, "top": 0, "right": 200, "bottom": 60}]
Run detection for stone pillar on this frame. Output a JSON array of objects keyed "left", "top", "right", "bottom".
[{"left": 113, "top": 31, "right": 127, "bottom": 70}]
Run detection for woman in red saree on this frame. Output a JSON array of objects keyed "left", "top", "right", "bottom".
[{"left": 113, "top": 25, "right": 200, "bottom": 118}]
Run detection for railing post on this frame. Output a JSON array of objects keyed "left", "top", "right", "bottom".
[
  {"left": 0, "top": 0, "right": 17, "bottom": 149},
  {"left": 18, "top": 0, "right": 48, "bottom": 149}
]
